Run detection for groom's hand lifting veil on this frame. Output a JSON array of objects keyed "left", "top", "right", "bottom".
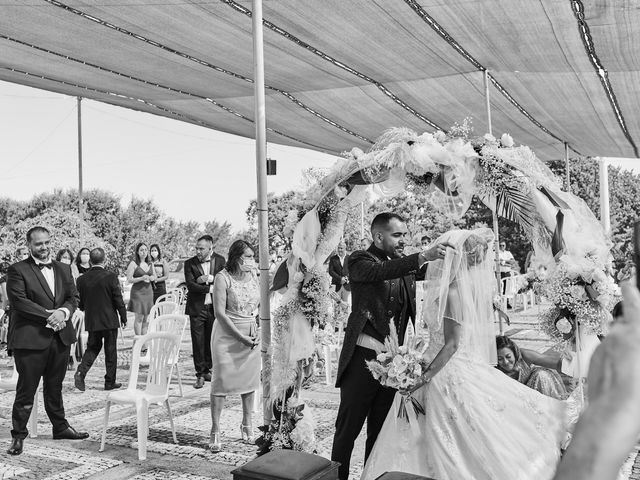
[
  {"left": 420, "top": 241, "right": 455, "bottom": 263},
  {"left": 553, "top": 277, "right": 640, "bottom": 480}
]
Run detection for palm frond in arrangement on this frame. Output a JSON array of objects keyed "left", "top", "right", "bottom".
[{"left": 492, "top": 184, "right": 537, "bottom": 231}]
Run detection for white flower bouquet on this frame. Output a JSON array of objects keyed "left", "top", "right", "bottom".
[{"left": 366, "top": 321, "right": 430, "bottom": 422}]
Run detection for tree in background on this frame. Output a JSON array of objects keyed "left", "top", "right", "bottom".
[{"left": 0, "top": 189, "right": 234, "bottom": 272}]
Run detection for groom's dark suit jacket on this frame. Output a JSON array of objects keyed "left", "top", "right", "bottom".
[
  {"left": 336, "top": 245, "right": 423, "bottom": 387},
  {"left": 7, "top": 257, "right": 77, "bottom": 350}
]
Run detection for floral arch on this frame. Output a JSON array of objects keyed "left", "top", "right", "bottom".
[{"left": 260, "top": 120, "right": 619, "bottom": 453}]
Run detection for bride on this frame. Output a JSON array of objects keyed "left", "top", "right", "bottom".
[{"left": 361, "top": 228, "right": 566, "bottom": 480}]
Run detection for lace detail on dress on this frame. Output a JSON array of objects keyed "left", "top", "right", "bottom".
[{"left": 221, "top": 270, "right": 259, "bottom": 317}]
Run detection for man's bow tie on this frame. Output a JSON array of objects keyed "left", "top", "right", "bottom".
[{"left": 38, "top": 263, "right": 53, "bottom": 270}]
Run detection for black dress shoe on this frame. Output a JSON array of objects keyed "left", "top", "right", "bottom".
[
  {"left": 74, "top": 372, "right": 85, "bottom": 392},
  {"left": 6, "top": 438, "right": 23, "bottom": 455},
  {"left": 203, "top": 372, "right": 212, "bottom": 382},
  {"left": 53, "top": 426, "right": 89, "bottom": 440},
  {"left": 104, "top": 382, "right": 122, "bottom": 391},
  {"left": 194, "top": 377, "right": 205, "bottom": 389}
]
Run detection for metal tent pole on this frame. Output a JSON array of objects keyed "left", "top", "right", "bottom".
[
  {"left": 484, "top": 70, "right": 503, "bottom": 334},
  {"left": 77, "top": 97, "right": 84, "bottom": 245},
  {"left": 598, "top": 157, "right": 611, "bottom": 234},
  {"left": 252, "top": 0, "right": 271, "bottom": 425}
]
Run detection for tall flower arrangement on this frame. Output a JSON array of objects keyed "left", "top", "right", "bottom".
[{"left": 538, "top": 254, "right": 620, "bottom": 349}]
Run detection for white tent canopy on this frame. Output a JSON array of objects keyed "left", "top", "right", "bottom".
[{"left": 2, "top": 0, "right": 639, "bottom": 160}]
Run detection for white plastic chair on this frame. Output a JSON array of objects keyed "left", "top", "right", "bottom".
[
  {"left": 138, "top": 314, "right": 187, "bottom": 396},
  {"left": 0, "top": 364, "right": 39, "bottom": 437},
  {"left": 99, "top": 331, "right": 180, "bottom": 460},
  {"left": 167, "top": 288, "right": 186, "bottom": 306},
  {"left": 150, "top": 301, "right": 179, "bottom": 319},
  {"left": 501, "top": 276, "right": 529, "bottom": 311},
  {"left": 154, "top": 293, "right": 178, "bottom": 305},
  {"left": 166, "top": 288, "right": 186, "bottom": 314},
  {"left": 132, "top": 302, "right": 179, "bottom": 347}
]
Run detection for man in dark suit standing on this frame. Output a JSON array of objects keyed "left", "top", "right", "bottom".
[
  {"left": 328, "top": 241, "right": 350, "bottom": 302},
  {"left": 184, "top": 235, "right": 226, "bottom": 389},
  {"left": 6, "top": 226, "right": 89, "bottom": 456},
  {"left": 331, "top": 213, "right": 450, "bottom": 480},
  {"left": 73, "top": 248, "right": 128, "bottom": 392}
]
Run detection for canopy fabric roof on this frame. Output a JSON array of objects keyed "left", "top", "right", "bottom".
[{"left": 1, "top": 0, "right": 638, "bottom": 160}]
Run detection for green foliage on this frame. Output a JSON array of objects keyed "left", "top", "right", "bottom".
[{"left": 0, "top": 189, "right": 235, "bottom": 272}]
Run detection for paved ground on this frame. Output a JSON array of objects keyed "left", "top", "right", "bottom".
[{"left": 0, "top": 304, "right": 636, "bottom": 479}]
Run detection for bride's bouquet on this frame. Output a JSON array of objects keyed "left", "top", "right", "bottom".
[{"left": 366, "top": 321, "right": 429, "bottom": 422}]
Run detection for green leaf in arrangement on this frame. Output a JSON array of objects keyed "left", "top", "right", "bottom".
[{"left": 493, "top": 185, "right": 537, "bottom": 230}]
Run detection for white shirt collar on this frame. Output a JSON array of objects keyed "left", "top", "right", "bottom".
[{"left": 32, "top": 255, "right": 52, "bottom": 265}]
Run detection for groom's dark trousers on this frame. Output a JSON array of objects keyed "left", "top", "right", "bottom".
[{"left": 332, "top": 245, "right": 422, "bottom": 480}]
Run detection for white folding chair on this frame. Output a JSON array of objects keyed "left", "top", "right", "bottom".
[
  {"left": 138, "top": 314, "right": 188, "bottom": 396},
  {"left": 0, "top": 364, "right": 39, "bottom": 438},
  {"left": 154, "top": 293, "right": 178, "bottom": 305},
  {"left": 99, "top": 331, "right": 180, "bottom": 460}
]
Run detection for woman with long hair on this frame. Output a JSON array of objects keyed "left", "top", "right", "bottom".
[
  {"left": 208, "top": 239, "right": 260, "bottom": 452},
  {"left": 149, "top": 244, "right": 169, "bottom": 303},
  {"left": 126, "top": 242, "right": 156, "bottom": 336},
  {"left": 496, "top": 335, "right": 567, "bottom": 399}
]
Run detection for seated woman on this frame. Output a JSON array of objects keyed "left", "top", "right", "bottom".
[{"left": 496, "top": 335, "right": 568, "bottom": 400}]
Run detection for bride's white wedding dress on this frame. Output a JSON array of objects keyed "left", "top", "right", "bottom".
[{"left": 361, "top": 229, "right": 566, "bottom": 480}]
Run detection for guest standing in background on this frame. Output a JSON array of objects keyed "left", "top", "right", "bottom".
[
  {"left": 75, "top": 248, "right": 91, "bottom": 277},
  {"left": 14, "top": 247, "right": 29, "bottom": 263},
  {"left": 0, "top": 262, "right": 10, "bottom": 347},
  {"left": 6, "top": 226, "right": 88, "bottom": 456},
  {"left": 184, "top": 235, "right": 226, "bottom": 389},
  {"left": 55, "top": 249, "right": 74, "bottom": 269},
  {"left": 56, "top": 248, "right": 81, "bottom": 369},
  {"left": 208, "top": 240, "right": 260, "bottom": 452},
  {"left": 149, "top": 244, "right": 169, "bottom": 303},
  {"left": 126, "top": 243, "right": 156, "bottom": 336},
  {"left": 328, "top": 241, "right": 350, "bottom": 302},
  {"left": 74, "top": 248, "right": 127, "bottom": 392}
]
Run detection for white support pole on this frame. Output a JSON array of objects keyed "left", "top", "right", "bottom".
[
  {"left": 564, "top": 142, "right": 570, "bottom": 193},
  {"left": 484, "top": 70, "right": 503, "bottom": 333},
  {"left": 77, "top": 97, "right": 84, "bottom": 244},
  {"left": 598, "top": 157, "right": 611, "bottom": 234},
  {"left": 252, "top": 0, "right": 271, "bottom": 425}
]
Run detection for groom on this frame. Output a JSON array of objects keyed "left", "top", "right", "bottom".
[{"left": 331, "top": 213, "right": 450, "bottom": 480}]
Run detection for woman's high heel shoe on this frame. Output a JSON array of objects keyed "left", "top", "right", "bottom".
[
  {"left": 208, "top": 431, "right": 222, "bottom": 452},
  {"left": 240, "top": 424, "right": 255, "bottom": 444}
]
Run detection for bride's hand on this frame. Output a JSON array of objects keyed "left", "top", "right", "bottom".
[{"left": 400, "top": 376, "right": 431, "bottom": 396}]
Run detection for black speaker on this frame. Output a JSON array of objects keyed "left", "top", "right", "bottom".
[{"left": 267, "top": 158, "right": 277, "bottom": 176}]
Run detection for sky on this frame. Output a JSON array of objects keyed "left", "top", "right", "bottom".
[
  {"left": 1, "top": 80, "right": 638, "bottom": 232},
  {"left": 0, "top": 80, "right": 339, "bottom": 231}
]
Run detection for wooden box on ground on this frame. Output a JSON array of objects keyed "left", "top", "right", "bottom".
[
  {"left": 375, "top": 472, "right": 435, "bottom": 480},
  {"left": 231, "top": 451, "right": 339, "bottom": 480}
]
